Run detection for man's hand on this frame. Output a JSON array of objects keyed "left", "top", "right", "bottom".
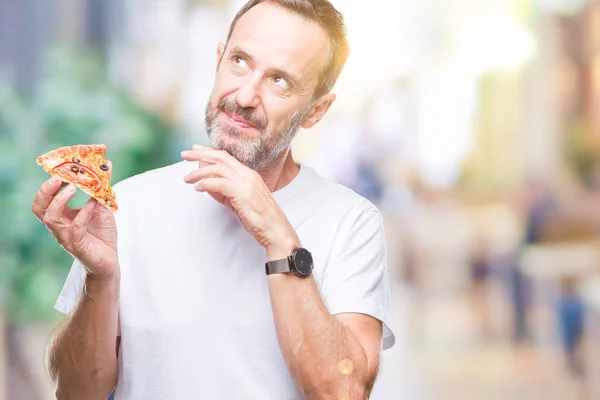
[
  {"left": 31, "top": 168, "right": 119, "bottom": 280},
  {"left": 181, "top": 146, "right": 299, "bottom": 259}
]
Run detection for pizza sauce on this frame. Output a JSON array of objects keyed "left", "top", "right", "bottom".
[{"left": 52, "top": 161, "right": 102, "bottom": 192}]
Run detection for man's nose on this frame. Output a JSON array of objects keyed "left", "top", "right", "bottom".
[{"left": 235, "top": 76, "right": 261, "bottom": 109}]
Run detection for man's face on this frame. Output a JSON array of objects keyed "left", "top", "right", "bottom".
[{"left": 205, "top": 2, "right": 332, "bottom": 171}]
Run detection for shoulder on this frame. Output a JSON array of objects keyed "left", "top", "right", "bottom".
[
  {"left": 293, "top": 166, "right": 384, "bottom": 239},
  {"left": 301, "top": 165, "right": 381, "bottom": 217}
]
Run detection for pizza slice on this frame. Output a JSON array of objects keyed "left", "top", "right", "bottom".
[{"left": 36, "top": 144, "right": 118, "bottom": 212}]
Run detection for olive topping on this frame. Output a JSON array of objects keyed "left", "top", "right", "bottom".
[
  {"left": 70, "top": 165, "right": 79, "bottom": 173},
  {"left": 79, "top": 167, "right": 85, "bottom": 173},
  {"left": 100, "top": 164, "right": 109, "bottom": 171},
  {"left": 72, "top": 157, "right": 80, "bottom": 163}
]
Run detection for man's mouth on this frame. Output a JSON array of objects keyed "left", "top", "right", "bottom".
[{"left": 224, "top": 112, "right": 257, "bottom": 129}]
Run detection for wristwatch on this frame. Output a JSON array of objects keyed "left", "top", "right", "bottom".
[{"left": 265, "top": 247, "right": 314, "bottom": 277}]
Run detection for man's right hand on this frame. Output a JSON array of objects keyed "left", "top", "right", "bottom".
[{"left": 31, "top": 173, "right": 119, "bottom": 280}]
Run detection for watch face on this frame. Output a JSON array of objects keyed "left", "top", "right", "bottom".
[{"left": 293, "top": 248, "right": 314, "bottom": 276}]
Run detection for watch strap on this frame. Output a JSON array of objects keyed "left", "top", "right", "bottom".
[{"left": 265, "top": 257, "right": 292, "bottom": 275}]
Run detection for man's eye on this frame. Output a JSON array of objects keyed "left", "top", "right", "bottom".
[
  {"left": 272, "top": 76, "right": 289, "bottom": 89},
  {"left": 232, "top": 56, "right": 248, "bottom": 68}
]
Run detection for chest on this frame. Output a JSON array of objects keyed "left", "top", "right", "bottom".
[{"left": 116, "top": 195, "right": 340, "bottom": 335}]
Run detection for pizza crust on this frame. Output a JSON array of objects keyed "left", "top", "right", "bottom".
[{"left": 36, "top": 144, "right": 118, "bottom": 212}]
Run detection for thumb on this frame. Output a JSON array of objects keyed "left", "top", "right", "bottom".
[
  {"left": 90, "top": 197, "right": 117, "bottom": 230},
  {"left": 71, "top": 197, "right": 98, "bottom": 236}
]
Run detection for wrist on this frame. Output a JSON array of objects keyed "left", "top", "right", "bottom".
[
  {"left": 265, "top": 234, "right": 300, "bottom": 261},
  {"left": 86, "top": 269, "right": 120, "bottom": 283},
  {"left": 84, "top": 270, "right": 120, "bottom": 300}
]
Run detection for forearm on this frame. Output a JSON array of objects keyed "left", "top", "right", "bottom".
[
  {"left": 46, "top": 273, "right": 120, "bottom": 400},
  {"left": 268, "top": 274, "right": 375, "bottom": 399}
]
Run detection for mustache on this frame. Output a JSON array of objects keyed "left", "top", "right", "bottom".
[{"left": 217, "top": 98, "right": 267, "bottom": 131}]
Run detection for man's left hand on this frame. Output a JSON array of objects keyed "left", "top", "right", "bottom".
[{"left": 181, "top": 146, "right": 299, "bottom": 259}]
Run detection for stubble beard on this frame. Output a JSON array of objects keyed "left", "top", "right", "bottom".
[{"left": 204, "top": 97, "right": 313, "bottom": 171}]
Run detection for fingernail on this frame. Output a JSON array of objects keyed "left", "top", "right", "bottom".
[
  {"left": 192, "top": 144, "right": 207, "bottom": 150},
  {"left": 49, "top": 175, "right": 61, "bottom": 184},
  {"left": 66, "top": 184, "right": 76, "bottom": 194},
  {"left": 181, "top": 150, "right": 190, "bottom": 156}
]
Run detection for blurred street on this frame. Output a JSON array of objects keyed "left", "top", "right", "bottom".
[{"left": 374, "top": 282, "right": 586, "bottom": 400}]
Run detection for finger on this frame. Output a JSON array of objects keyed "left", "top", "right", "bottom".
[
  {"left": 64, "top": 206, "right": 81, "bottom": 221},
  {"left": 181, "top": 147, "right": 239, "bottom": 170},
  {"left": 184, "top": 164, "right": 229, "bottom": 185},
  {"left": 31, "top": 175, "right": 66, "bottom": 219},
  {"left": 56, "top": 184, "right": 74, "bottom": 220},
  {"left": 43, "top": 184, "right": 77, "bottom": 227},
  {"left": 183, "top": 148, "right": 240, "bottom": 177},
  {"left": 199, "top": 160, "right": 212, "bottom": 169},
  {"left": 194, "top": 177, "right": 234, "bottom": 197},
  {"left": 71, "top": 197, "right": 98, "bottom": 237},
  {"left": 181, "top": 147, "right": 214, "bottom": 162},
  {"left": 183, "top": 148, "right": 253, "bottom": 181}
]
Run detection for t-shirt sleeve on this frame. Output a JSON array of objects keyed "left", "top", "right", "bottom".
[
  {"left": 54, "top": 258, "right": 87, "bottom": 315},
  {"left": 54, "top": 258, "right": 121, "bottom": 336},
  {"left": 319, "top": 209, "right": 396, "bottom": 350}
]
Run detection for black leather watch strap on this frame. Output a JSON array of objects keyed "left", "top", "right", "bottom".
[{"left": 265, "top": 257, "right": 292, "bottom": 275}]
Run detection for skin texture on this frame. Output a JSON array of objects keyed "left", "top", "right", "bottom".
[{"left": 36, "top": 2, "right": 383, "bottom": 399}]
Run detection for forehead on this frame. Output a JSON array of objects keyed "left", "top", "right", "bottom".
[{"left": 229, "top": 2, "right": 331, "bottom": 85}]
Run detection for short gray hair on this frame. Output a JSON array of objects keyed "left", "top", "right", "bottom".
[{"left": 226, "top": 0, "right": 350, "bottom": 99}]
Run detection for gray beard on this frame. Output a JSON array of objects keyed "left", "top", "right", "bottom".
[{"left": 205, "top": 101, "right": 312, "bottom": 171}]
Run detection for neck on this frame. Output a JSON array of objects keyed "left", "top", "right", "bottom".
[{"left": 258, "top": 149, "right": 300, "bottom": 192}]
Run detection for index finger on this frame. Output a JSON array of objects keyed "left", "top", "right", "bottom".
[
  {"left": 31, "top": 175, "right": 66, "bottom": 218},
  {"left": 181, "top": 146, "right": 241, "bottom": 171}
]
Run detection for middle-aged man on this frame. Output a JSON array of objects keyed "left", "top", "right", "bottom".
[{"left": 32, "top": 0, "right": 395, "bottom": 399}]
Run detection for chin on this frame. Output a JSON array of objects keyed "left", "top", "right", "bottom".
[
  {"left": 207, "top": 119, "right": 283, "bottom": 171},
  {"left": 209, "top": 131, "right": 260, "bottom": 166},
  {"left": 215, "top": 131, "right": 258, "bottom": 154}
]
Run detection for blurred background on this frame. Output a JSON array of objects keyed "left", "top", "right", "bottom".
[{"left": 2, "top": 0, "right": 600, "bottom": 399}]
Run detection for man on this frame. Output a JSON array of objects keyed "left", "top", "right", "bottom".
[{"left": 31, "top": 1, "right": 395, "bottom": 399}]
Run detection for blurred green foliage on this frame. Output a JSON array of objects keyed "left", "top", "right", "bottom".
[{"left": 0, "top": 45, "right": 178, "bottom": 325}]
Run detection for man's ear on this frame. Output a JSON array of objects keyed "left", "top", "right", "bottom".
[
  {"left": 217, "top": 42, "right": 226, "bottom": 65},
  {"left": 302, "top": 93, "right": 337, "bottom": 129}
]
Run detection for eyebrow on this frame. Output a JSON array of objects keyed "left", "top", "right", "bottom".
[{"left": 229, "top": 46, "right": 302, "bottom": 89}]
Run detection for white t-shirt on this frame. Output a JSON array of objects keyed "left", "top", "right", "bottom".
[{"left": 55, "top": 161, "right": 395, "bottom": 399}]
